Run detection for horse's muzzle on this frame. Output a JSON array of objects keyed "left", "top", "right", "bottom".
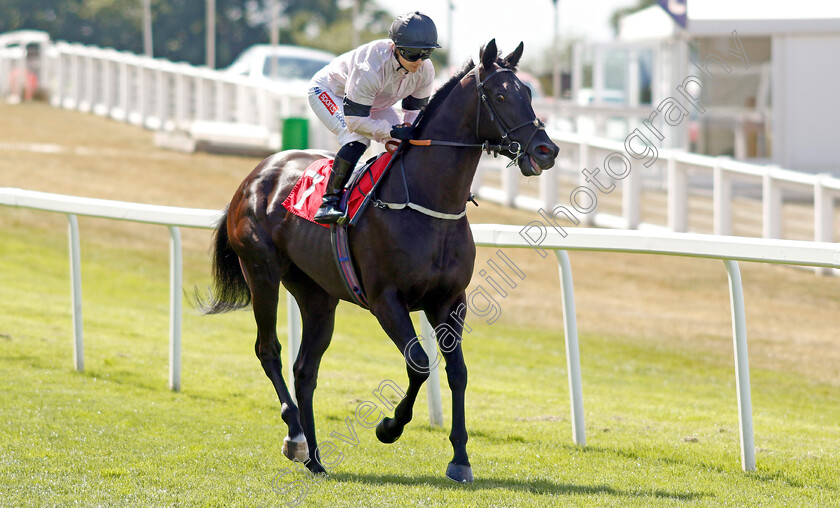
[{"left": 519, "top": 140, "right": 559, "bottom": 176}]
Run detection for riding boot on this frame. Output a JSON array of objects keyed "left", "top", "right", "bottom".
[{"left": 313, "top": 156, "right": 354, "bottom": 224}]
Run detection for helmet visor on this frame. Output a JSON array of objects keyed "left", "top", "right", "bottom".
[{"left": 398, "top": 47, "right": 434, "bottom": 62}]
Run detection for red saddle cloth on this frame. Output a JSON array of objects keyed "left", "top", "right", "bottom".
[{"left": 281, "top": 153, "right": 393, "bottom": 227}]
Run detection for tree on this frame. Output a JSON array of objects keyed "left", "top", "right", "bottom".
[
  {"left": 0, "top": 0, "right": 398, "bottom": 68},
  {"left": 281, "top": 0, "right": 392, "bottom": 55}
]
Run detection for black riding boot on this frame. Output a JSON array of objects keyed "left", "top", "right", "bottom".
[{"left": 313, "top": 156, "right": 354, "bottom": 224}]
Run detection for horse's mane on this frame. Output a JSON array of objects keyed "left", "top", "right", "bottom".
[
  {"left": 413, "top": 58, "right": 474, "bottom": 133},
  {"left": 413, "top": 49, "right": 520, "bottom": 134}
]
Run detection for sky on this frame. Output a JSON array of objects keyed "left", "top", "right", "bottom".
[{"left": 379, "top": 0, "right": 637, "bottom": 66}]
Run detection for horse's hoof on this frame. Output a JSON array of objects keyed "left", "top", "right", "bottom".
[
  {"left": 307, "top": 461, "right": 328, "bottom": 476},
  {"left": 282, "top": 434, "right": 309, "bottom": 463},
  {"left": 375, "top": 417, "right": 403, "bottom": 444},
  {"left": 445, "top": 462, "right": 474, "bottom": 483}
]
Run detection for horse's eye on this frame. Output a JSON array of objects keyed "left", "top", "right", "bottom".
[{"left": 496, "top": 94, "right": 505, "bottom": 103}]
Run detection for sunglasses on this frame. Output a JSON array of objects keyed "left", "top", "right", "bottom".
[{"left": 398, "top": 47, "right": 434, "bottom": 62}]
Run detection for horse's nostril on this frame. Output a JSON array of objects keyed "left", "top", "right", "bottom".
[{"left": 538, "top": 145, "right": 551, "bottom": 155}]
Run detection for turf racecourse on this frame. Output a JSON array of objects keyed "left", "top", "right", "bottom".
[{"left": 1, "top": 102, "right": 839, "bottom": 507}]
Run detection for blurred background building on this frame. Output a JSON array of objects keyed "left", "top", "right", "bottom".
[
  {"left": 574, "top": 1, "right": 840, "bottom": 174},
  {"left": 2, "top": 0, "right": 840, "bottom": 175}
]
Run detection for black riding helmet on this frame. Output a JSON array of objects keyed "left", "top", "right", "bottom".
[{"left": 388, "top": 11, "right": 441, "bottom": 49}]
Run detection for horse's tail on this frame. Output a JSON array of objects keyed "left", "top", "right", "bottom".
[{"left": 195, "top": 206, "right": 252, "bottom": 314}]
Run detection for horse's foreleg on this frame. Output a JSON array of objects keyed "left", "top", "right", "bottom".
[
  {"left": 245, "top": 263, "right": 305, "bottom": 461},
  {"left": 369, "top": 291, "right": 430, "bottom": 444},
  {"left": 427, "top": 296, "right": 472, "bottom": 483}
]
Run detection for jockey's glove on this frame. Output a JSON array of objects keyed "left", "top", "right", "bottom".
[{"left": 390, "top": 124, "right": 415, "bottom": 140}]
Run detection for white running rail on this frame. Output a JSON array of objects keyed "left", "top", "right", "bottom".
[
  {"left": 2, "top": 196, "right": 839, "bottom": 471},
  {"left": 2, "top": 37, "right": 838, "bottom": 251},
  {"left": 473, "top": 131, "right": 840, "bottom": 257}
]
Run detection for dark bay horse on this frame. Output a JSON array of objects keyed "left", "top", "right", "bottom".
[{"left": 201, "top": 39, "right": 558, "bottom": 483}]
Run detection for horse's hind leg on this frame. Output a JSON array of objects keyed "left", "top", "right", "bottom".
[
  {"left": 241, "top": 257, "right": 306, "bottom": 461},
  {"left": 285, "top": 276, "right": 339, "bottom": 475}
]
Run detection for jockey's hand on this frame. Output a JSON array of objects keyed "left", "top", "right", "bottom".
[{"left": 390, "top": 124, "right": 415, "bottom": 140}]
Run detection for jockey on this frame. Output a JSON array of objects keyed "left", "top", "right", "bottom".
[{"left": 307, "top": 11, "right": 440, "bottom": 224}]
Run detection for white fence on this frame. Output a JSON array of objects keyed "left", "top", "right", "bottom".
[
  {"left": 3, "top": 186, "right": 839, "bottom": 473},
  {"left": 0, "top": 38, "right": 334, "bottom": 151},
  {"left": 2, "top": 36, "right": 839, "bottom": 253},
  {"left": 0, "top": 188, "right": 220, "bottom": 391},
  {"left": 473, "top": 132, "right": 840, "bottom": 255}
]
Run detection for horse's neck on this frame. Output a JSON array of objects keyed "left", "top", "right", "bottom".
[{"left": 395, "top": 84, "right": 482, "bottom": 213}]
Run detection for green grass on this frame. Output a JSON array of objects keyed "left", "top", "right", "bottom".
[
  {"left": 1, "top": 206, "right": 839, "bottom": 507},
  {"left": 1, "top": 100, "right": 839, "bottom": 506}
]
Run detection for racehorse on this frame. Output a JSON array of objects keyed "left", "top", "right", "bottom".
[{"left": 200, "top": 39, "right": 559, "bottom": 483}]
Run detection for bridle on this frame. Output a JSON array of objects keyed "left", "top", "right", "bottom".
[
  {"left": 372, "top": 63, "right": 548, "bottom": 221},
  {"left": 403, "top": 64, "right": 546, "bottom": 169},
  {"left": 473, "top": 67, "right": 546, "bottom": 168}
]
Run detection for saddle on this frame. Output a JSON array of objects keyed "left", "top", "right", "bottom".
[
  {"left": 281, "top": 151, "right": 398, "bottom": 308},
  {"left": 282, "top": 152, "right": 393, "bottom": 228}
]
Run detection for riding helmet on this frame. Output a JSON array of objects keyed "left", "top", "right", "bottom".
[{"left": 388, "top": 11, "right": 441, "bottom": 49}]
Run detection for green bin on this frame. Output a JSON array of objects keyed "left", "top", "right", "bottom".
[{"left": 281, "top": 117, "right": 309, "bottom": 150}]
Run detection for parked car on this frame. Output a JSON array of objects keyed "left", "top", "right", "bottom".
[{"left": 224, "top": 44, "right": 335, "bottom": 94}]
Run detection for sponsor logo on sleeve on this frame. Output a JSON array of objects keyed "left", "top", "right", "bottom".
[{"left": 319, "top": 92, "right": 339, "bottom": 116}]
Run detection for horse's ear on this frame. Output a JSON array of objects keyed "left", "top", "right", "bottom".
[
  {"left": 504, "top": 42, "right": 524, "bottom": 69},
  {"left": 480, "top": 39, "right": 497, "bottom": 69}
]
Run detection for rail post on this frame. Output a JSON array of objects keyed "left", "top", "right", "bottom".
[
  {"left": 556, "top": 250, "right": 585, "bottom": 445},
  {"left": 168, "top": 226, "right": 182, "bottom": 392},
  {"left": 714, "top": 158, "right": 732, "bottom": 236},
  {"left": 762, "top": 166, "right": 782, "bottom": 239},
  {"left": 724, "top": 259, "right": 756, "bottom": 472},
  {"left": 420, "top": 313, "right": 444, "bottom": 427},
  {"left": 67, "top": 214, "right": 84, "bottom": 373},
  {"left": 667, "top": 153, "right": 687, "bottom": 232}
]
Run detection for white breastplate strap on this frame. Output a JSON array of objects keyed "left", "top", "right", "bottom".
[{"left": 373, "top": 199, "right": 467, "bottom": 220}]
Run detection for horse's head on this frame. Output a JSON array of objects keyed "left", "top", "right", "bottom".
[{"left": 472, "top": 39, "right": 559, "bottom": 176}]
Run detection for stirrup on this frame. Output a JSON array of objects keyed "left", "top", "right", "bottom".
[{"left": 314, "top": 203, "right": 345, "bottom": 224}]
